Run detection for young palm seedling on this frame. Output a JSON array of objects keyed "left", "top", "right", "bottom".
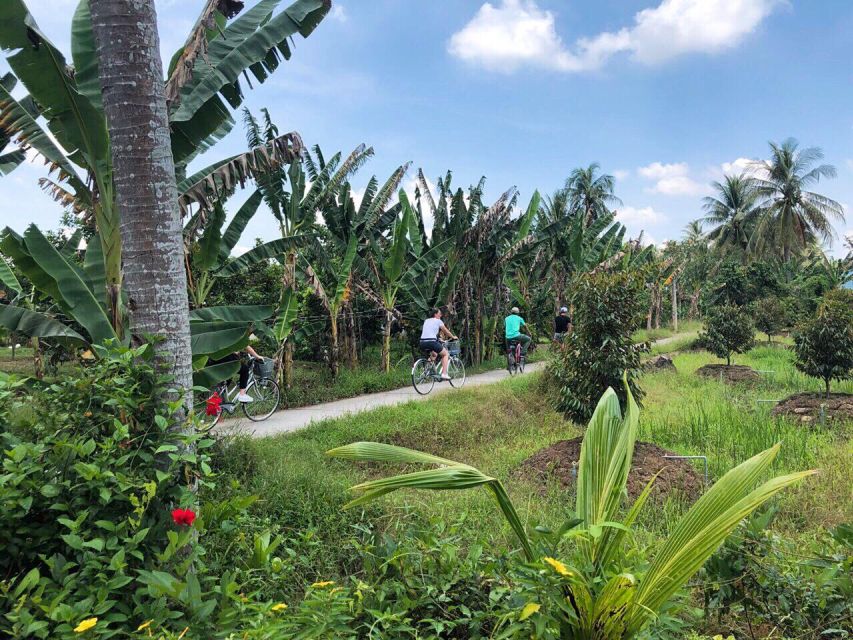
[{"left": 327, "top": 375, "right": 815, "bottom": 639}]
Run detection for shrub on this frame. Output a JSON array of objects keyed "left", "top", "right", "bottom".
[
  {"left": 0, "top": 343, "right": 261, "bottom": 638},
  {"left": 793, "top": 291, "right": 853, "bottom": 397},
  {"left": 548, "top": 270, "right": 648, "bottom": 422},
  {"left": 700, "top": 304, "right": 754, "bottom": 366},
  {"left": 752, "top": 296, "right": 787, "bottom": 342}
]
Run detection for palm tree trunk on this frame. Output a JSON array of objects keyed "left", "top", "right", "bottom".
[
  {"left": 689, "top": 287, "right": 701, "bottom": 319},
  {"left": 90, "top": 0, "right": 193, "bottom": 403}
]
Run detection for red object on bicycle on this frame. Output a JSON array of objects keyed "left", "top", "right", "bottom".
[{"left": 206, "top": 392, "right": 222, "bottom": 416}]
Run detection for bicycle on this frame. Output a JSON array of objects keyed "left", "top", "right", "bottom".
[
  {"left": 506, "top": 339, "right": 525, "bottom": 375},
  {"left": 411, "top": 340, "right": 466, "bottom": 395},
  {"left": 194, "top": 356, "right": 280, "bottom": 431}
]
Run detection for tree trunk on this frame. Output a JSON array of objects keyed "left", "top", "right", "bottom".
[
  {"left": 671, "top": 278, "right": 678, "bottom": 333},
  {"left": 329, "top": 313, "right": 339, "bottom": 378},
  {"left": 31, "top": 337, "right": 43, "bottom": 380},
  {"left": 646, "top": 287, "right": 654, "bottom": 331},
  {"left": 90, "top": 0, "right": 193, "bottom": 403},
  {"left": 381, "top": 308, "right": 393, "bottom": 373},
  {"left": 689, "top": 288, "right": 701, "bottom": 319},
  {"left": 825, "top": 379, "right": 831, "bottom": 399},
  {"left": 346, "top": 304, "right": 358, "bottom": 369},
  {"left": 654, "top": 288, "right": 662, "bottom": 330}
]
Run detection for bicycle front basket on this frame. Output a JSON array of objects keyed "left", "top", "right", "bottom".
[
  {"left": 445, "top": 340, "right": 461, "bottom": 356},
  {"left": 253, "top": 358, "right": 275, "bottom": 379}
]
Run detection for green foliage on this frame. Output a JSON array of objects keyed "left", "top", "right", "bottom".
[
  {"left": 548, "top": 270, "right": 648, "bottom": 422},
  {"left": 752, "top": 296, "right": 788, "bottom": 342},
  {"left": 793, "top": 290, "right": 853, "bottom": 396},
  {"left": 702, "top": 511, "right": 853, "bottom": 639},
  {"left": 700, "top": 304, "right": 755, "bottom": 366},
  {"left": 0, "top": 343, "right": 268, "bottom": 638}
]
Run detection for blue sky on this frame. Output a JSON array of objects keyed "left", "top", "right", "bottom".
[{"left": 2, "top": 0, "right": 852, "bottom": 255}]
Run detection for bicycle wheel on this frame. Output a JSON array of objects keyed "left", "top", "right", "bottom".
[
  {"left": 448, "top": 357, "right": 466, "bottom": 388},
  {"left": 507, "top": 352, "right": 516, "bottom": 375},
  {"left": 411, "top": 359, "right": 435, "bottom": 395},
  {"left": 242, "top": 378, "right": 281, "bottom": 421},
  {"left": 518, "top": 350, "right": 525, "bottom": 374},
  {"left": 194, "top": 387, "right": 224, "bottom": 432}
]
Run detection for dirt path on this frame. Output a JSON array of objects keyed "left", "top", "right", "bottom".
[{"left": 224, "top": 332, "right": 694, "bottom": 439}]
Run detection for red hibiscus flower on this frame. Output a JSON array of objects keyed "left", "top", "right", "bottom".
[
  {"left": 205, "top": 392, "right": 222, "bottom": 416},
  {"left": 171, "top": 508, "right": 196, "bottom": 526}
]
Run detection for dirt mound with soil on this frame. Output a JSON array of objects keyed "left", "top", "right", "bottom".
[
  {"left": 772, "top": 392, "right": 853, "bottom": 424},
  {"left": 696, "top": 364, "right": 760, "bottom": 383},
  {"left": 516, "top": 438, "right": 704, "bottom": 501}
]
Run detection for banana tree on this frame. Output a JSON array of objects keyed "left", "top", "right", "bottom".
[
  {"left": 183, "top": 189, "right": 264, "bottom": 308},
  {"left": 0, "top": 0, "right": 326, "bottom": 335},
  {"left": 360, "top": 191, "right": 453, "bottom": 372},
  {"left": 0, "top": 225, "right": 272, "bottom": 385},
  {"left": 328, "top": 376, "right": 814, "bottom": 639}
]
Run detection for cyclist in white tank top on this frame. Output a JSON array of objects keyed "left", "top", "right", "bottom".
[{"left": 419, "top": 308, "right": 458, "bottom": 380}]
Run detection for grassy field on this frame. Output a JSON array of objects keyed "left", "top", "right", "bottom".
[{"left": 212, "top": 341, "right": 851, "bottom": 601}]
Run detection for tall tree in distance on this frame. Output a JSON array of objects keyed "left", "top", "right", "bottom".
[
  {"left": 752, "top": 138, "right": 845, "bottom": 262},
  {"left": 564, "top": 163, "right": 622, "bottom": 226},
  {"left": 90, "top": 0, "right": 193, "bottom": 397},
  {"left": 702, "top": 173, "right": 760, "bottom": 260}
]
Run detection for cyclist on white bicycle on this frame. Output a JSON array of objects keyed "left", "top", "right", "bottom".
[
  {"left": 419, "top": 308, "right": 458, "bottom": 381},
  {"left": 210, "top": 344, "right": 265, "bottom": 403}
]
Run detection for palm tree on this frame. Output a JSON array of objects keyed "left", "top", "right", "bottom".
[
  {"left": 702, "top": 174, "right": 760, "bottom": 259},
  {"left": 90, "top": 0, "right": 192, "bottom": 397},
  {"left": 564, "top": 163, "right": 622, "bottom": 226},
  {"left": 752, "top": 138, "right": 845, "bottom": 262},
  {"left": 683, "top": 220, "right": 704, "bottom": 244}
]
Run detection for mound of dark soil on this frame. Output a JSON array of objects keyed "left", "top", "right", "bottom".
[
  {"left": 516, "top": 438, "right": 704, "bottom": 501},
  {"left": 772, "top": 392, "right": 853, "bottom": 424},
  {"left": 696, "top": 364, "right": 760, "bottom": 383}
]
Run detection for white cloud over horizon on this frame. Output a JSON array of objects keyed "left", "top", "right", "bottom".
[
  {"left": 638, "top": 161, "right": 704, "bottom": 196},
  {"left": 448, "top": 0, "right": 784, "bottom": 73},
  {"left": 615, "top": 205, "right": 668, "bottom": 226}
]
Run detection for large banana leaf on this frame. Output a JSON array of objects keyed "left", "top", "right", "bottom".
[
  {"left": 70, "top": 0, "right": 102, "bottom": 112},
  {"left": 177, "top": 132, "right": 304, "bottom": 212},
  {"left": 0, "top": 256, "right": 21, "bottom": 295},
  {"left": 330, "top": 233, "right": 358, "bottom": 310},
  {"left": 273, "top": 286, "right": 298, "bottom": 343},
  {"left": 21, "top": 225, "right": 115, "bottom": 344},
  {"left": 190, "top": 321, "right": 249, "bottom": 360},
  {"left": 218, "top": 234, "right": 314, "bottom": 276},
  {"left": 190, "top": 304, "right": 274, "bottom": 323},
  {"left": 0, "top": 0, "right": 109, "bottom": 173},
  {"left": 171, "top": 0, "right": 330, "bottom": 124},
  {"left": 82, "top": 233, "right": 106, "bottom": 308},
  {"left": 1, "top": 228, "right": 66, "bottom": 313},
  {"left": 195, "top": 201, "right": 227, "bottom": 273},
  {"left": 0, "top": 81, "right": 88, "bottom": 198},
  {"left": 0, "top": 304, "right": 84, "bottom": 342},
  {"left": 220, "top": 189, "right": 264, "bottom": 261},
  {"left": 193, "top": 359, "right": 241, "bottom": 389}
]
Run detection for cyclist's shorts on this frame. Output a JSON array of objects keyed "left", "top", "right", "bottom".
[{"left": 419, "top": 339, "right": 444, "bottom": 354}]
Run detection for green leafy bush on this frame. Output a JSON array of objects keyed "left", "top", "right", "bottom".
[
  {"left": 793, "top": 290, "right": 853, "bottom": 397},
  {"left": 702, "top": 510, "right": 853, "bottom": 639},
  {"left": 0, "top": 343, "right": 258, "bottom": 638},
  {"left": 752, "top": 296, "right": 788, "bottom": 342},
  {"left": 547, "top": 270, "right": 648, "bottom": 422},
  {"left": 700, "top": 304, "right": 755, "bottom": 365}
]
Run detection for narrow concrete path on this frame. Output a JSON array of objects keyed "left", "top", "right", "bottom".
[
  {"left": 220, "top": 330, "right": 695, "bottom": 439},
  {"left": 221, "top": 361, "right": 545, "bottom": 439}
]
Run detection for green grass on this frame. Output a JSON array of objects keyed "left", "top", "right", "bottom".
[{"left": 633, "top": 319, "right": 702, "bottom": 344}]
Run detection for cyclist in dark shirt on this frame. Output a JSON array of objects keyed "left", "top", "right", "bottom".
[{"left": 554, "top": 306, "right": 570, "bottom": 342}]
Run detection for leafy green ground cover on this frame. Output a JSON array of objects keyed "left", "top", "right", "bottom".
[{"left": 213, "top": 342, "right": 851, "bottom": 611}]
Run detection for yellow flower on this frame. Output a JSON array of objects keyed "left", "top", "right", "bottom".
[
  {"left": 271, "top": 603, "right": 288, "bottom": 612},
  {"left": 73, "top": 618, "right": 98, "bottom": 633},
  {"left": 519, "top": 602, "right": 540, "bottom": 621},
  {"left": 136, "top": 620, "right": 153, "bottom": 631},
  {"left": 543, "top": 556, "right": 572, "bottom": 577},
  {"left": 310, "top": 580, "right": 335, "bottom": 589}
]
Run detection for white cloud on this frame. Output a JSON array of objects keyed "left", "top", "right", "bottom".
[
  {"left": 845, "top": 159, "right": 853, "bottom": 173},
  {"left": 448, "top": 0, "right": 783, "bottom": 73},
  {"left": 615, "top": 205, "right": 668, "bottom": 226},
  {"left": 612, "top": 169, "right": 630, "bottom": 181},
  {"left": 330, "top": 4, "right": 347, "bottom": 22},
  {"left": 638, "top": 162, "right": 704, "bottom": 196}
]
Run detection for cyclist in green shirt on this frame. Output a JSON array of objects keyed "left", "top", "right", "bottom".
[{"left": 504, "top": 307, "right": 531, "bottom": 354}]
